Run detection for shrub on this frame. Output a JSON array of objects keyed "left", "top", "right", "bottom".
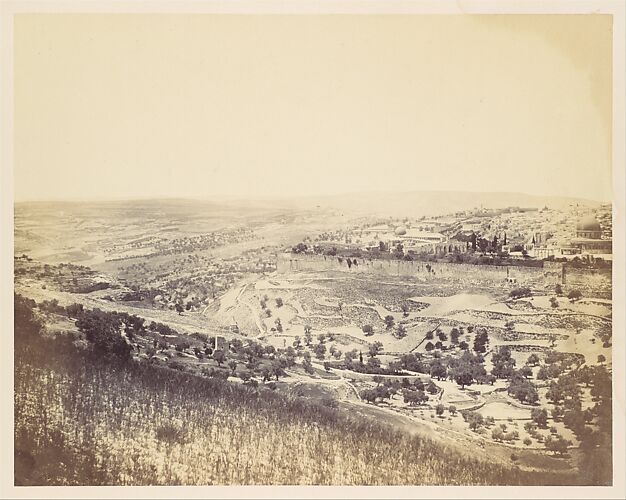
[
  {"left": 155, "top": 423, "right": 187, "bottom": 445},
  {"left": 567, "top": 290, "right": 582, "bottom": 302},
  {"left": 510, "top": 288, "right": 532, "bottom": 299}
]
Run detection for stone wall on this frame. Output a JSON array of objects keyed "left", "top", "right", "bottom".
[{"left": 277, "top": 253, "right": 565, "bottom": 287}]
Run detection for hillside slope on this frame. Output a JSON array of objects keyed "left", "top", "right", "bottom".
[{"left": 15, "top": 335, "right": 577, "bottom": 486}]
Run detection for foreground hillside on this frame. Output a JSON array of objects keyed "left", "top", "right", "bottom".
[{"left": 14, "top": 299, "right": 579, "bottom": 486}]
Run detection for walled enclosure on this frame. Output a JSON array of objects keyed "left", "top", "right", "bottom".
[{"left": 277, "top": 253, "right": 565, "bottom": 288}]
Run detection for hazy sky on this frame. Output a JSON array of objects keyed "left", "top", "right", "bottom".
[{"left": 14, "top": 14, "right": 613, "bottom": 202}]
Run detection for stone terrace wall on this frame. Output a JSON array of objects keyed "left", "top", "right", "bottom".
[{"left": 277, "top": 253, "right": 564, "bottom": 287}]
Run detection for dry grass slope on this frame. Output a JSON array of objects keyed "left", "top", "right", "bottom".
[{"left": 14, "top": 338, "right": 577, "bottom": 486}]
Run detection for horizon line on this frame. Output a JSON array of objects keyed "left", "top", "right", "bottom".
[{"left": 12, "top": 189, "right": 611, "bottom": 205}]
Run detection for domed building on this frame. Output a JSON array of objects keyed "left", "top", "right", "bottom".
[
  {"left": 394, "top": 225, "right": 407, "bottom": 236},
  {"left": 567, "top": 213, "right": 612, "bottom": 256},
  {"left": 576, "top": 215, "right": 603, "bottom": 239}
]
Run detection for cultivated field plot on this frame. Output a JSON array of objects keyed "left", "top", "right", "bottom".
[{"left": 199, "top": 266, "right": 612, "bottom": 469}]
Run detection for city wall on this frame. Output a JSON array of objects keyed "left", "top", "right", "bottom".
[{"left": 277, "top": 253, "right": 565, "bottom": 287}]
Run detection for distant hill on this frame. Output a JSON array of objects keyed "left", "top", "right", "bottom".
[
  {"left": 269, "top": 190, "right": 604, "bottom": 218},
  {"left": 15, "top": 191, "right": 603, "bottom": 220}
]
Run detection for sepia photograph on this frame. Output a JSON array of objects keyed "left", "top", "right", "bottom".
[{"left": 1, "top": 1, "right": 625, "bottom": 499}]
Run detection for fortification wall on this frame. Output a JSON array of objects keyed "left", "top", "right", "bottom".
[{"left": 277, "top": 253, "right": 564, "bottom": 287}]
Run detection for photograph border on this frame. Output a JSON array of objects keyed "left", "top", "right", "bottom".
[{"left": 1, "top": 1, "right": 624, "bottom": 499}]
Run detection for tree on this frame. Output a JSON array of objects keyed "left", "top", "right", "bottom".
[
  {"left": 403, "top": 389, "right": 428, "bottom": 406},
  {"left": 455, "top": 371, "right": 473, "bottom": 389},
  {"left": 292, "top": 242, "right": 308, "bottom": 254},
  {"left": 274, "top": 318, "right": 283, "bottom": 333},
  {"left": 465, "top": 411, "right": 484, "bottom": 431},
  {"left": 449, "top": 405, "right": 457, "bottom": 415},
  {"left": 239, "top": 371, "right": 253, "bottom": 384},
  {"left": 368, "top": 341, "right": 383, "bottom": 357},
  {"left": 14, "top": 293, "right": 42, "bottom": 341},
  {"left": 477, "top": 373, "right": 496, "bottom": 385},
  {"left": 430, "top": 360, "right": 447, "bottom": 381},
  {"left": 597, "top": 354, "right": 606, "bottom": 364},
  {"left": 304, "top": 330, "right": 312, "bottom": 346},
  {"left": 550, "top": 297, "right": 559, "bottom": 308},
  {"left": 508, "top": 374, "right": 539, "bottom": 404},
  {"left": 366, "top": 357, "right": 381, "bottom": 371},
  {"left": 228, "top": 360, "right": 237, "bottom": 375},
  {"left": 546, "top": 382, "right": 565, "bottom": 405},
  {"left": 395, "top": 324, "right": 407, "bottom": 339},
  {"left": 567, "top": 289, "right": 582, "bottom": 302},
  {"left": 362, "top": 324, "right": 374, "bottom": 336},
  {"left": 75, "top": 309, "right": 131, "bottom": 361},
  {"left": 555, "top": 284, "right": 563, "bottom": 296},
  {"left": 323, "top": 361, "right": 331, "bottom": 372},
  {"left": 344, "top": 349, "right": 358, "bottom": 364},
  {"left": 504, "top": 431, "right": 519, "bottom": 443},
  {"left": 283, "top": 347, "right": 297, "bottom": 367},
  {"left": 426, "top": 381, "right": 439, "bottom": 395},
  {"left": 492, "top": 427, "right": 505, "bottom": 442},
  {"left": 450, "top": 327, "right": 460, "bottom": 344},
  {"left": 545, "top": 435, "right": 571, "bottom": 456},
  {"left": 435, "top": 404, "right": 445, "bottom": 417},
  {"left": 520, "top": 365, "right": 533, "bottom": 379},
  {"left": 361, "top": 389, "right": 378, "bottom": 404},
  {"left": 509, "top": 288, "right": 532, "bottom": 299},
  {"left": 314, "top": 342, "right": 326, "bottom": 360},
  {"left": 394, "top": 242, "right": 404, "bottom": 258},
  {"left": 271, "top": 361, "right": 286, "bottom": 381},
  {"left": 401, "top": 303, "right": 410, "bottom": 317},
  {"left": 292, "top": 336, "right": 302, "bottom": 349},
  {"left": 275, "top": 297, "right": 284, "bottom": 308},
  {"left": 66, "top": 302, "right": 84, "bottom": 318},
  {"left": 302, "top": 352, "right": 314, "bottom": 374},
  {"left": 531, "top": 408, "right": 549, "bottom": 428},
  {"left": 473, "top": 329, "right": 489, "bottom": 354},
  {"left": 384, "top": 315, "right": 395, "bottom": 330},
  {"left": 527, "top": 353, "right": 540, "bottom": 366},
  {"left": 425, "top": 342, "right": 434, "bottom": 352},
  {"left": 175, "top": 303, "right": 184, "bottom": 315},
  {"left": 551, "top": 406, "right": 564, "bottom": 421},
  {"left": 491, "top": 346, "right": 516, "bottom": 379},
  {"left": 458, "top": 341, "right": 469, "bottom": 350},
  {"left": 213, "top": 349, "right": 226, "bottom": 366}
]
